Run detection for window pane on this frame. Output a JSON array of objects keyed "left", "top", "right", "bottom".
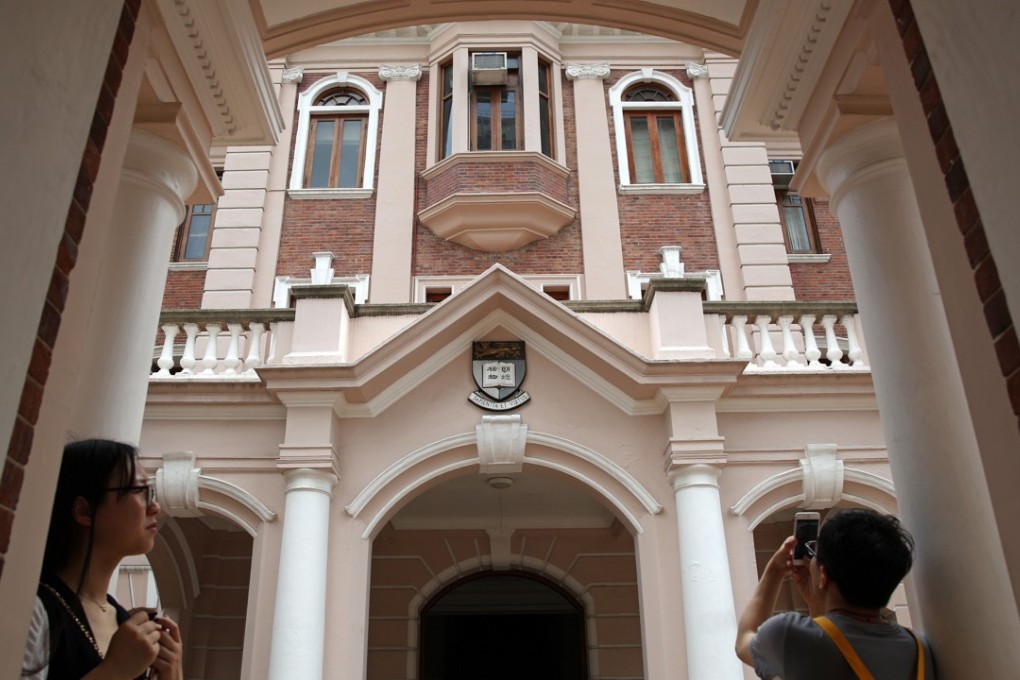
[
  {"left": 183, "top": 212, "right": 211, "bottom": 260},
  {"left": 657, "top": 116, "right": 683, "bottom": 183},
  {"left": 476, "top": 91, "right": 492, "bottom": 150},
  {"left": 309, "top": 120, "right": 335, "bottom": 188},
  {"left": 538, "top": 62, "right": 549, "bottom": 95},
  {"left": 338, "top": 119, "right": 363, "bottom": 188},
  {"left": 501, "top": 90, "right": 516, "bottom": 150},
  {"left": 442, "top": 98, "right": 453, "bottom": 158},
  {"left": 629, "top": 117, "right": 655, "bottom": 183},
  {"left": 783, "top": 204, "right": 812, "bottom": 252},
  {"left": 539, "top": 97, "right": 551, "bottom": 156}
]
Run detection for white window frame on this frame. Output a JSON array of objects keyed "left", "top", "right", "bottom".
[
  {"left": 609, "top": 69, "right": 704, "bottom": 192},
  {"left": 289, "top": 72, "right": 383, "bottom": 199}
]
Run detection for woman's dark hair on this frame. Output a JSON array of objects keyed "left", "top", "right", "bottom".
[
  {"left": 42, "top": 439, "right": 138, "bottom": 592},
  {"left": 815, "top": 508, "right": 915, "bottom": 609}
]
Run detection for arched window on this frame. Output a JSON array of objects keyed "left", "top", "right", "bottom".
[
  {"left": 289, "top": 73, "right": 382, "bottom": 197},
  {"left": 609, "top": 70, "right": 704, "bottom": 191}
]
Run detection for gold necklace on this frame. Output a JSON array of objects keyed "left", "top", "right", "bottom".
[
  {"left": 83, "top": 595, "right": 109, "bottom": 613},
  {"left": 40, "top": 583, "right": 104, "bottom": 658}
]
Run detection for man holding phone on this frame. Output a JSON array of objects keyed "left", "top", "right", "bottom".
[{"left": 735, "top": 508, "right": 936, "bottom": 679}]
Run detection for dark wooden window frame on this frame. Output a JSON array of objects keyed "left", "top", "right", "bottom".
[
  {"left": 622, "top": 109, "right": 690, "bottom": 184},
  {"left": 470, "top": 53, "right": 523, "bottom": 152},
  {"left": 174, "top": 203, "right": 215, "bottom": 262},
  {"left": 777, "top": 189, "right": 821, "bottom": 254},
  {"left": 303, "top": 114, "right": 369, "bottom": 189}
]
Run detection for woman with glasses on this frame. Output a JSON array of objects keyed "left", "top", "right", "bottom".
[{"left": 22, "top": 439, "right": 183, "bottom": 679}]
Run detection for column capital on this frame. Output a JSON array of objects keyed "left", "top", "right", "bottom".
[
  {"left": 281, "top": 66, "right": 304, "bottom": 84},
  {"left": 282, "top": 467, "right": 338, "bottom": 496},
  {"left": 668, "top": 462, "right": 723, "bottom": 492},
  {"left": 664, "top": 437, "right": 726, "bottom": 476},
  {"left": 122, "top": 128, "right": 198, "bottom": 224},
  {"left": 816, "top": 117, "right": 904, "bottom": 208},
  {"left": 379, "top": 64, "right": 422, "bottom": 82},
  {"left": 685, "top": 62, "right": 709, "bottom": 79},
  {"left": 564, "top": 62, "right": 610, "bottom": 81}
]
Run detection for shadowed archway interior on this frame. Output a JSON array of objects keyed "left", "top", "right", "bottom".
[{"left": 420, "top": 572, "right": 587, "bottom": 680}]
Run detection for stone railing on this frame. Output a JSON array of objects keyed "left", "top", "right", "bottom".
[
  {"left": 151, "top": 310, "right": 295, "bottom": 379},
  {"left": 703, "top": 301, "right": 866, "bottom": 371}
]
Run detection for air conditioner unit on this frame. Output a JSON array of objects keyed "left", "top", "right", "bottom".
[
  {"left": 471, "top": 52, "right": 508, "bottom": 85},
  {"left": 769, "top": 159, "right": 797, "bottom": 189}
]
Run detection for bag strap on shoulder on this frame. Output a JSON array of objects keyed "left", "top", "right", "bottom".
[{"left": 813, "top": 615, "right": 924, "bottom": 680}]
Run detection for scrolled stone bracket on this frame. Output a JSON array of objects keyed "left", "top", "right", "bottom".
[
  {"left": 800, "top": 443, "right": 844, "bottom": 508},
  {"left": 476, "top": 415, "right": 527, "bottom": 474},
  {"left": 282, "top": 67, "right": 305, "bottom": 84}
]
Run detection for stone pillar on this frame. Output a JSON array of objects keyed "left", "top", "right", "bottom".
[
  {"left": 816, "top": 117, "right": 1020, "bottom": 676},
  {"left": 370, "top": 64, "right": 421, "bottom": 303},
  {"left": 564, "top": 63, "right": 626, "bottom": 299},
  {"left": 69, "top": 128, "right": 197, "bottom": 443},
  {"left": 267, "top": 468, "right": 338, "bottom": 680},
  {"left": 669, "top": 463, "right": 744, "bottom": 680}
]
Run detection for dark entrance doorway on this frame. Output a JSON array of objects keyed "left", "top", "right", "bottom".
[{"left": 420, "top": 572, "right": 587, "bottom": 680}]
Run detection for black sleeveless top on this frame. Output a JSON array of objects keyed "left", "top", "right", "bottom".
[{"left": 35, "top": 571, "right": 147, "bottom": 679}]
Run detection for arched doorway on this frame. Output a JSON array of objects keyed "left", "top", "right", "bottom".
[{"left": 420, "top": 572, "right": 587, "bottom": 680}]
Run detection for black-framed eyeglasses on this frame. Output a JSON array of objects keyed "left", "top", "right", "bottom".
[
  {"left": 105, "top": 483, "right": 156, "bottom": 505},
  {"left": 804, "top": 539, "right": 818, "bottom": 559}
]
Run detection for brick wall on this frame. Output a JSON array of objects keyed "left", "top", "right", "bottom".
[
  {"left": 0, "top": 0, "right": 140, "bottom": 578},
  {"left": 789, "top": 199, "right": 855, "bottom": 301},
  {"left": 276, "top": 72, "right": 383, "bottom": 279},
  {"left": 412, "top": 74, "right": 584, "bottom": 276},
  {"left": 162, "top": 270, "right": 205, "bottom": 309},
  {"left": 603, "top": 69, "right": 720, "bottom": 275},
  {"left": 887, "top": 0, "right": 1020, "bottom": 421}
]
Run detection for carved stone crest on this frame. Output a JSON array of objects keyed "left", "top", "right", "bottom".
[{"left": 469, "top": 341, "right": 530, "bottom": 411}]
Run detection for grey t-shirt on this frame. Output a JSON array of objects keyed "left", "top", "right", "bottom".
[{"left": 751, "top": 612, "right": 935, "bottom": 679}]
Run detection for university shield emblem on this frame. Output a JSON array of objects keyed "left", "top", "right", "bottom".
[{"left": 469, "top": 341, "right": 530, "bottom": 411}]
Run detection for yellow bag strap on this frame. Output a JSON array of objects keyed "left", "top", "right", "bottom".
[
  {"left": 814, "top": 616, "right": 875, "bottom": 680},
  {"left": 814, "top": 616, "right": 924, "bottom": 680}
]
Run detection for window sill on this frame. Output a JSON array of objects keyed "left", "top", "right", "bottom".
[
  {"left": 787, "top": 253, "right": 831, "bottom": 264},
  {"left": 618, "top": 183, "right": 706, "bottom": 195},
  {"left": 168, "top": 261, "right": 208, "bottom": 271},
  {"left": 287, "top": 188, "right": 374, "bottom": 200}
]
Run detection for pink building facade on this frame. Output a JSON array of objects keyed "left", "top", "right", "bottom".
[{"left": 2, "top": 2, "right": 1019, "bottom": 680}]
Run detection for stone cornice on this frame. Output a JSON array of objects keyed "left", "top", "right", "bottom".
[
  {"left": 564, "top": 62, "right": 611, "bottom": 81},
  {"left": 156, "top": 0, "right": 284, "bottom": 144},
  {"left": 721, "top": 0, "right": 854, "bottom": 141}
]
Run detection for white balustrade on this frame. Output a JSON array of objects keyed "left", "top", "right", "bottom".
[
  {"left": 150, "top": 313, "right": 293, "bottom": 380},
  {"left": 705, "top": 304, "right": 867, "bottom": 373}
]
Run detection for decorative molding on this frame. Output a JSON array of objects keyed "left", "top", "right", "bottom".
[
  {"left": 476, "top": 415, "right": 527, "bottom": 474},
  {"left": 685, "top": 62, "right": 709, "bottom": 79},
  {"left": 721, "top": 0, "right": 854, "bottom": 141},
  {"left": 155, "top": 450, "right": 277, "bottom": 536},
  {"left": 564, "top": 62, "right": 611, "bottom": 81},
  {"left": 157, "top": 0, "right": 284, "bottom": 144},
  {"left": 378, "top": 64, "right": 423, "bottom": 82},
  {"left": 729, "top": 445, "right": 895, "bottom": 526},
  {"left": 800, "top": 443, "right": 843, "bottom": 509},
  {"left": 281, "top": 66, "right": 304, "bottom": 84},
  {"left": 787, "top": 253, "right": 832, "bottom": 264}
]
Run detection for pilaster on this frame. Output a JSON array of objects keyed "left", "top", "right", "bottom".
[
  {"left": 564, "top": 62, "right": 626, "bottom": 299},
  {"left": 370, "top": 64, "right": 422, "bottom": 303}
]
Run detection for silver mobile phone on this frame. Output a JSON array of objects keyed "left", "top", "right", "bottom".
[{"left": 793, "top": 511, "right": 820, "bottom": 565}]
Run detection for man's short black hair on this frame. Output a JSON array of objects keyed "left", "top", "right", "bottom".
[{"left": 815, "top": 508, "right": 915, "bottom": 609}]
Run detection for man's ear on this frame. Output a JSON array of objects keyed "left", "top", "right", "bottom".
[
  {"left": 71, "top": 497, "right": 94, "bottom": 527},
  {"left": 817, "top": 563, "right": 831, "bottom": 590}
]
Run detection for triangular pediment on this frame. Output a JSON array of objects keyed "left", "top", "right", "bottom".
[{"left": 259, "top": 265, "right": 744, "bottom": 416}]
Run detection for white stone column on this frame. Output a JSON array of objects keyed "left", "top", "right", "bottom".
[
  {"left": 370, "top": 64, "right": 421, "bottom": 303},
  {"left": 268, "top": 468, "right": 338, "bottom": 680},
  {"left": 670, "top": 464, "right": 744, "bottom": 680},
  {"left": 565, "top": 63, "right": 626, "bottom": 299},
  {"left": 69, "top": 128, "right": 197, "bottom": 443},
  {"left": 816, "top": 117, "right": 1020, "bottom": 676}
]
